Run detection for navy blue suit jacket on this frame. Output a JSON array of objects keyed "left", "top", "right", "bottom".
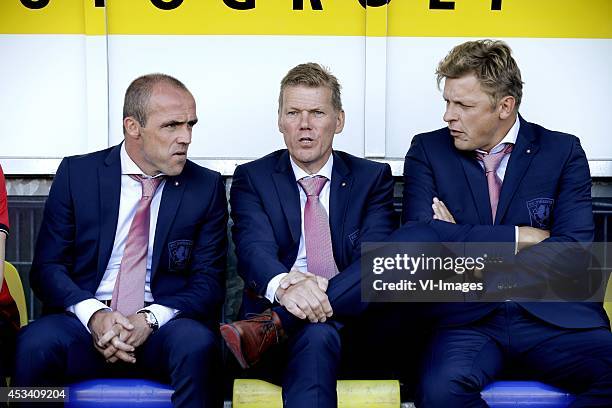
[
  {"left": 402, "top": 115, "right": 608, "bottom": 329},
  {"left": 31, "top": 144, "right": 228, "bottom": 324},
  {"left": 230, "top": 149, "right": 395, "bottom": 312}
]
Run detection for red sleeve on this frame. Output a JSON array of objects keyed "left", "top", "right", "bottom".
[
  {"left": 0, "top": 279, "right": 19, "bottom": 331},
  {"left": 0, "top": 164, "right": 8, "bottom": 235},
  {"left": 0, "top": 280, "right": 13, "bottom": 304}
]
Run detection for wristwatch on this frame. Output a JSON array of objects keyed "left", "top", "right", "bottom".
[{"left": 137, "top": 309, "right": 159, "bottom": 331}]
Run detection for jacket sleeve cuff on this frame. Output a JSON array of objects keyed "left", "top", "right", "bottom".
[
  {"left": 67, "top": 298, "right": 109, "bottom": 333},
  {"left": 514, "top": 226, "right": 519, "bottom": 255},
  {"left": 265, "top": 273, "right": 288, "bottom": 303},
  {"left": 143, "top": 304, "right": 179, "bottom": 328}
]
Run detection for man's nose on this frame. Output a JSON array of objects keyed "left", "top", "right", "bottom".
[
  {"left": 299, "top": 111, "right": 311, "bottom": 129},
  {"left": 178, "top": 127, "right": 192, "bottom": 144},
  {"left": 443, "top": 105, "right": 457, "bottom": 123}
]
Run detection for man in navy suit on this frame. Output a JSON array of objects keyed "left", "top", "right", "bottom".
[
  {"left": 14, "top": 74, "right": 228, "bottom": 407},
  {"left": 221, "top": 63, "right": 397, "bottom": 407},
  {"left": 403, "top": 40, "right": 612, "bottom": 406}
]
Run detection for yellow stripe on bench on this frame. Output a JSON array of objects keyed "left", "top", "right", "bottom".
[{"left": 233, "top": 379, "right": 400, "bottom": 407}]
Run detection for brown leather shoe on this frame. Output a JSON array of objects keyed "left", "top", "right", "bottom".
[{"left": 220, "top": 309, "right": 286, "bottom": 369}]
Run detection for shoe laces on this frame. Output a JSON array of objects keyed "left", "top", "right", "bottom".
[{"left": 244, "top": 312, "right": 280, "bottom": 344}]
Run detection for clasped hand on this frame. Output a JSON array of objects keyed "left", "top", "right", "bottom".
[
  {"left": 275, "top": 269, "right": 333, "bottom": 323},
  {"left": 88, "top": 310, "right": 153, "bottom": 363}
]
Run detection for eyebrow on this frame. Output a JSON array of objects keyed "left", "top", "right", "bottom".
[
  {"left": 444, "top": 95, "right": 475, "bottom": 104},
  {"left": 286, "top": 106, "right": 326, "bottom": 112},
  {"left": 161, "top": 118, "right": 198, "bottom": 127}
]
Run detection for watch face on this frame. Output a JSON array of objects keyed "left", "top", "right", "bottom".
[
  {"left": 149, "top": 314, "right": 158, "bottom": 329},
  {"left": 140, "top": 311, "right": 158, "bottom": 329}
]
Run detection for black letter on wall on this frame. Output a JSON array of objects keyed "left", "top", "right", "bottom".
[
  {"left": 491, "top": 0, "right": 502, "bottom": 10},
  {"left": 20, "top": 0, "right": 50, "bottom": 9},
  {"left": 293, "top": 0, "right": 323, "bottom": 10},
  {"left": 95, "top": 0, "right": 105, "bottom": 7},
  {"left": 358, "top": 0, "right": 391, "bottom": 8},
  {"left": 150, "top": 0, "right": 183, "bottom": 11},
  {"left": 223, "top": 0, "right": 255, "bottom": 10},
  {"left": 429, "top": 0, "right": 455, "bottom": 10}
]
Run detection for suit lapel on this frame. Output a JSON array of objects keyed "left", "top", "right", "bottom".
[
  {"left": 495, "top": 116, "right": 538, "bottom": 224},
  {"left": 151, "top": 173, "right": 186, "bottom": 281},
  {"left": 272, "top": 151, "right": 301, "bottom": 244},
  {"left": 329, "top": 152, "right": 353, "bottom": 266},
  {"left": 458, "top": 151, "right": 493, "bottom": 224},
  {"left": 97, "top": 145, "right": 122, "bottom": 282}
]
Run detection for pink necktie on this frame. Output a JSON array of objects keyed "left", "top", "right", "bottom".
[
  {"left": 476, "top": 143, "right": 513, "bottom": 221},
  {"left": 298, "top": 176, "right": 338, "bottom": 279},
  {"left": 111, "top": 175, "right": 163, "bottom": 316}
]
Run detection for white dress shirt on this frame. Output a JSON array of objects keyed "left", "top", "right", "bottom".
[
  {"left": 264, "top": 153, "right": 334, "bottom": 302},
  {"left": 68, "top": 143, "right": 179, "bottom": 331}
]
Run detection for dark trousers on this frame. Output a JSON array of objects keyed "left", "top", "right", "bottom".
[
  {"left": 417, "top": 302, "right": 612, "bottom": 408},
  {"left": 244, "top": 311, "right": 426, "bottom": 408},
  {"left": 269, "top": 223, "right": 439, "bottom": 407},
  {"left": 14, "top": 313, "right": 223, "bottom": 408},
  {"left": 0, "top": 315, "right": 17, "bottom": 378}
]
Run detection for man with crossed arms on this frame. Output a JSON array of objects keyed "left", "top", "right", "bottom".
[{"left": 403, "top": 40, "right": 612, "bottom": 407}]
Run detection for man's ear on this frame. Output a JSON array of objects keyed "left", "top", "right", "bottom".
[
  {"left": 335, "top": 109, "right": 345, "bottom": 134},
  {"left": 498, "top": 96, "right": 516, "bottom": 120},
  {"left": 123, "top": 117, "right": 141, "bottom": 138},
  {"left": 277, "top": 110, "right": 284, "bottom": 134}
]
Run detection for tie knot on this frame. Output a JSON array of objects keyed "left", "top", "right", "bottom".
[
  {"left": 298, "top": 175, "right": 328, "bottom": 197},
  {"left": 130, "top": 175, "right": 163, "bottom": 198},
  {"left": 476, "top": 143, "right": 513, "bottom": 174}
]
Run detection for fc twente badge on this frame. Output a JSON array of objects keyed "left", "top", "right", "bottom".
[{"left": 527, "top": 198, "right": 554, "bottom": 228}]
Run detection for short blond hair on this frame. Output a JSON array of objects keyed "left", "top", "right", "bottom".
[
  {"left": 436, "top": 40, "right": 523, "bottom": 108},
  {"left": 279, "top": 63, "right": 342, "bottom": 111}
]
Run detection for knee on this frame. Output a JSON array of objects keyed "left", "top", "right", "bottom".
[
  {"left": 15, "top": 315, "right": 84, "bottom": 381},
  {"left": 16, "top": 317, "right": 65, "bottom": 358},
  {"left": 16, "top": 324, "right": 41, "bottom": 356},
  {"left": 165, "top": 320, "right": 220, "bottom": 363},
  {"left": 293, "top": 323, "right": 341, "bottom": 355}
]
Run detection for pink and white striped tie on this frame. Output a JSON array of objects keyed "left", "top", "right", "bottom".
[
  {"left": 476, "top": 143, "right": 513, "bottom": 221},
  {"left": 111, "top": 175, "right": 163, "bottom": 316},
  {"left": 298, "top": 176, "right": 338, "bottom": 279}
]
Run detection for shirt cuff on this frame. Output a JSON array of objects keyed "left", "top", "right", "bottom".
[
  {"left": 141, "top": 304, "right": 179, "bottom": 328},
  {"left": 67, "top": 298, "right": 109, "bottom": 333},
  {"left": 514, "top": 226, "right": 519, "bottom": 254},
  {"left": 265, "top": 273, "right": 288, "bottom": 303}
]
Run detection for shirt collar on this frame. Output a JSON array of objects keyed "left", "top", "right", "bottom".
[
  {"left": 120, "top": 143, "right": 165, "bottom": 179},
  {"left": 476, "top": 114, "right": 520, "bottom": 155},
  {"left": 290, "top": 152, "right": 334, "bottom": 182}
]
